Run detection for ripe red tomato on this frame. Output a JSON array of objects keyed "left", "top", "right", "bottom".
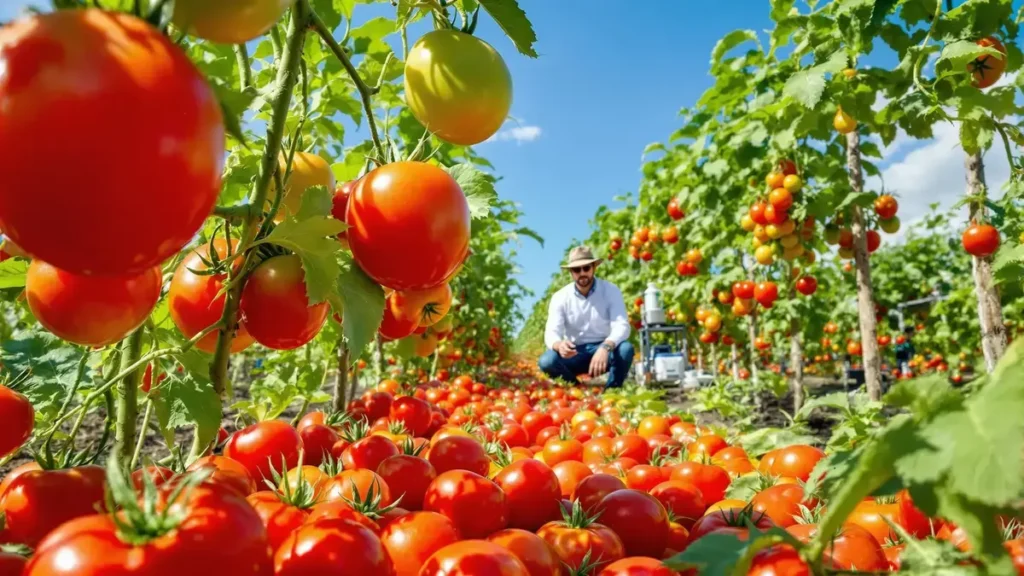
[
  {"left": 381, "top": 511, "right": 460, "bottom": 576},
  {"left": 347, "top": 162, "right": 470, "bottom": 290},
  {"left": 421, "top": 540, "right": 529, "bottom": 576},
  {"left": 600, "top": 556, "right": 679, "bottom": 576},
  {"left": 970, "top": 36, "right": 1007, "bottom": 88},
  {"left": 962, "top": 222, "right": 1000, "bottom": 257},
  {"left": 768, "top": 444, "right": 825, "bottom": 481},
  {"left": 0, "top": 465, "right": 107, "bottom": 547},
  {"left": 331, "top": 180, "right": 357, "bottom": 241},
  {"left": 343, "top": 435, "right": 399, "bottom": 472},
  {"left": 240, "top": 255, "right": 328, "bottom": 350},
  {"left": 390, "top": 396, "right": 432, "bottom": 437},
  {"left": 298, "top": 424, "right": 340, "bottom": 467},
  {"left": 847, "top": 498, "right": 901, "bottom": 544},
  {"left": 897, "top": 489, "right": 942, "bottom": 538},
  {"left": 0, "top": 9, "right": 223, "bottom": 276},
  {"left": 25, "top": 261, "right": 161, "bottom": 347},
  {"left": 754, "top": 281, "right": 779, "bottom": 307},
  {"left": 0, "top": 385, "right": 33, "bottom": 459},
  {"left": 487, "top": 528, "right": 561, "bottom": 576},
  {"left": 322, "top": 469, "right": 392, "bottom": 506},
  {"left": 552, "top": 461, "right": 593, "bottom": 498},
  {"left": 223, "top": 420, "right": 302, "bottom": 483},
  {"left": 391, "top": 283, "right": 453, "bottom": 328},
  {"left": 428, "top": 435, "right": 490, "bottom": 477},
  {"left": 612, "top": 434, "right": 651, "bottom": 463},
  {"left": 246, "top": 490, "right": 310, "bottom": 550},
  {"left": 788, "top": 523, "right": 886, "bottom": 570},
  {"left": 405, "top": 30, "right": 512, "bottom": 146},
  {"left": 377, "top": 454, "right": 437, "bottom": 511},
  {"left": 494, "top": 459, "right": 563, "bottom": 531},
  {"left": 874, "top": 195, "right": 898, "bottom": 220},
  {"left": 669, "top": 462, "right": 730, "bottom": 504},
  {"left": 795, "top": 275, "right": 818, "bottom": 296},
  {"left": 731, "top": 281, "right": 756, "bottom": 300},
  {"left": 25, "top": 482, "right": 270, "bottom": 576},
  {"left": 169, "top": 239, "right": 254, "bottom": 353},
  {"left": 0, "top": 552, "right": 26, "bottom": 576},
  {"left": 649, "top": 481, "right": 705, "bottom": 529},
  {"left": 689, "top": 507, "right": 775, "bottom": 541},
  {"left": 748, "top": 545, "right": 811, "bottom": 576},
  {"left": 537, "top": 516, "right": 625, "bottom": 573},
  {"left": 751, "top": 483, "right": 811, "bottom": 528},
  {"left": 597, "top": 489, "right": 670, "bottom": 558},
  {"left": 274, "top": 518, "right": 393, "bottom": 575},
  {"left": 572, "top": 473, "right": 627, "bottom": 515},
  {"left": 186, "top": 455, "right": 256, "bottom": 497},
  {"left": 624, "top": 465, "right": 666, "bottom": 492},
  {"left": 424, "top": 470, "right": 509, "bottom": 538},
  {"left": 667, "top": 199, "right": 685, "bottom": 221}
]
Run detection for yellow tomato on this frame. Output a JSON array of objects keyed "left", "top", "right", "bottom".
[
  {"left": 269, "top": 151, "right": 335, "bottom": 222},
  {"left": 172, "top": 0, "right": 291, "bottom": 44},
  {"left": 571, "top": 410, "right": 598, "bottom": 427},
  {"left": 755, "top": 245, "right": 775, "bottom": 265},
  {"left": 405, "top": 30, "right": 512, "bottom": 146},
  {"left": 780, "top": 234, "right": 800, "bottom": 249},
  {"left": 834, "top": 106, "right": 857, "bottom": 134}
]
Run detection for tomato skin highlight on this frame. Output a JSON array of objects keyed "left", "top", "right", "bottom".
[
  {"left": 0, "top": 386, "right": 33, "bottom": 459},
  {"left": 240, "top": 255, "right": 329, "bottom": 350},
  {"left": 25, "top": 483, "right": 272, "bottom": 576},
  {"left": 26, "top": 261, "right": 161, "bottom": 347},
  {"left": 962, "top": 223, "right": 1000, "bottom": 257},
  {"left": 169, "top": 238, "right": 254, "bottom": 354},
  {"left": 0, "top": 465, "right": 107, "bottom": 547},
  {"left": 493, "top": 459, "right": 563, "bottom": 531},
  {"left": 347, "top": 161, "right": 470, "bottom": 291},
  {"left": 487, "top": 528, "right": 562, "bottom": 576},
  {"left": 405, "top": 30, "right": 513, "bottom": 146},
  {"left": 0, "top": 9, "right": 224, "bottom": 276}
]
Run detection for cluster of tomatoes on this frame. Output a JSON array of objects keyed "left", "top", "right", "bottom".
[
  {"left": 741, "top": 160, "right": 816, "bottom": 269},
  {"left": 607, "top": 199, "right": 688, "bottom": 265},
  {"left": 822, "top": 194, "right": 900, "bottom": 262}
]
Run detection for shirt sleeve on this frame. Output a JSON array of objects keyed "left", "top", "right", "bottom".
[
  {"left": 544, "top": 290, "right": 565, "bottom": 350},
  {"left": 606, "top": 283, "right": 631, "bottom": 346}
]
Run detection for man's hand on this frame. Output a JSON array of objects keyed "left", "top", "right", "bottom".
[
  {"left": 589, "top": 346, "right": 609, "bottom": 377},
  {"left": 555, "top": 340, "right": 577, "bottom": 359}
]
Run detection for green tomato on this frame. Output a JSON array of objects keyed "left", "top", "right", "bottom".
[
  {"left": 405, "top": 30, "right": 513, "bottom": 146},
  {"left": 879, "top": 216, "right": 901, "bottom": 234}
]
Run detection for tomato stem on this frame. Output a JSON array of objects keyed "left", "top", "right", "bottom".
[
  {"left": 130, "top": 399, "right": 153, "bottom": 470},
  {"left": 309, "top": 8, "right": 386, "bottom": 160},
  {"left": 209, "top": 1, "right": 310, "bottom": 395},
  {"left": 234, "top": 44, "right": 253, "bottom": 92},
  {"left": 114, "top": 328, "right": 145, "bottom": 466}
]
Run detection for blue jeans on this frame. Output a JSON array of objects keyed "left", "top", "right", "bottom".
[{"left": 538, "top": 341, "right": 635, "bottom": 388}]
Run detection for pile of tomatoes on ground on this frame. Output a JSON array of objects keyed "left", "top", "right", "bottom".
[{"left": 3, "top": 374, "right": 1024, "bottom": 575}]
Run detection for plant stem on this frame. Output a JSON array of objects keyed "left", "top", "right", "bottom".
[
  {"left": 209, "top": 0, "right": 310, "bottom": 395},
  {"left": 334, "top": 337, "right": 350, "bottom": 411},
  {"left": 309, "top": 9, "right": 386, "bottom": 159},
  {"left": 114, "top": 328, "right": 145, "bottom": 466},
  {"left": 965, "top": 152, "right": 1007, "bottom": 372},
  {"left": 846, "top": 131, "right": 882, "bottom": 401},
  {"left": 42, "top": 351, "right": 89, "bottom": 462},
  {"left": 235, "top": 44, "right": 253, "bottom": 92},
  {"left": 789, "top": 315, "right": 805, "bottom": 413},
  {"left": 130, "top": 399, "right": 153, "bottom": 470}
]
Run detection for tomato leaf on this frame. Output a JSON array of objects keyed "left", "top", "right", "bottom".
[
  {"left": 337, "top": 253, "right": 385, "bottom": 362},
  {"left": 476, "top": 0, "right": 538, "bottom": 58},
  {"left": 0, "top": 259, "right": 28, "bottom": 289},
  {"left": 1, "top": 329, "right": 94, "bottom": 419},
  {"left": 915, "top": 338, "right": 1024, "bottom": 506},
  {"left": 256, "top": 186, "right": 346, "bottom": 308},
  {"left": 664, "top": 526, "right": 795, "bottom": 575},
  {"left": 149, "top": 371, "right": 222, "bottom": 458},
  {"left": 446, "top": 163, "right": 498, "bottom": 219},
  {"left": 870, "top": 0, "right": 900, "bottom": 30},
  {"left": 509, "top": 226, "right": 544, "bottom": 247},
  {"left": 710, "top": 30, "right": 761, "bottom": 68}
]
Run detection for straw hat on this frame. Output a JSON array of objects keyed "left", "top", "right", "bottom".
[{"left": 561, "top": 246, "right": 603, "bottom": 269}]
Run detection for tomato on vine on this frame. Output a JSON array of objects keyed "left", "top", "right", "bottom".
[
  {"left": 0, "top": 386, "right": 33, "bottom": 459},
  {"left": 239, "top": 254, "right": 328, "bottom": 350},
  {"left": 172, "top": 0, "right": 291, "bottom": 44},
  {"left": 405, "top": 30, "right": 513, "bottom": 146},
  {"left": 969, "top": 36, "right": 1007, "bottom": 89},
  {"left": 25, "top": 261, "right": 161, "bottom": 347},
  {"left": 347, "top": 162, "right": 470, "bottom": 290},
  {"left": 0, "top": 9, "right": 224, "bottom": 276}
]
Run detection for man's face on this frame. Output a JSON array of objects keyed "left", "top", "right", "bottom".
[{"left": 570, "top": 263, "right": 595, "bottom": 289}]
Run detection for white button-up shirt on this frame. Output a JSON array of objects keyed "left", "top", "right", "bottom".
[{"left": 544, "top": 278, "right": 631, "bottom": 350}]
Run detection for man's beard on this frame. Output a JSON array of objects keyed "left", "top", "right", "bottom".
[{"left": 576, "top": 277, "right": 592, "bottom": 289}]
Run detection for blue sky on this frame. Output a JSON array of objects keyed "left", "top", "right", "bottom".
[{"left": 3, "top": 1, "right": 1015, "bottom": 329}]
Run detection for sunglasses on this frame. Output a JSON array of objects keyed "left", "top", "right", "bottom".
[{"left": 570, "top": 265, "right": 592, "bottom": 274}]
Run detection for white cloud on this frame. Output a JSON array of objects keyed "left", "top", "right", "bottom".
[
  {"left": 864, "top": 118, "right": 1010, "bottom": 243},
  {"left": 485, "top": 123, "right": 542, "bottom": 145}
]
